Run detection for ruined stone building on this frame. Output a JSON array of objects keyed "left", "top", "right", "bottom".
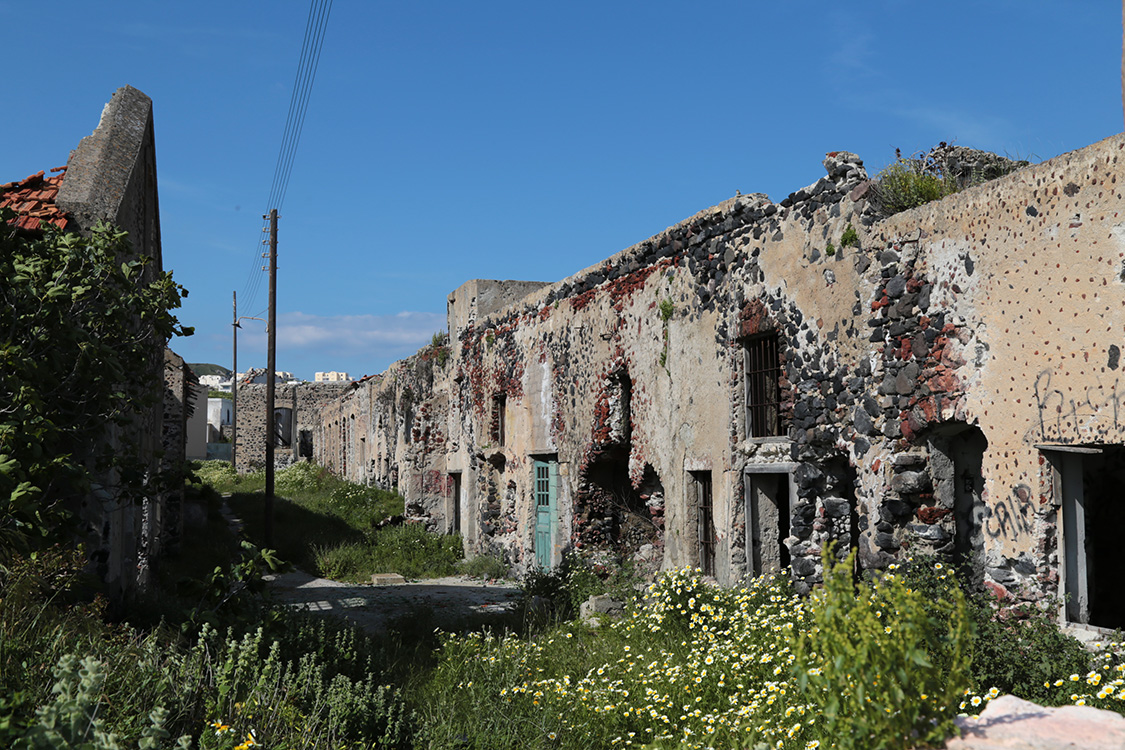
[
  {"left": 309, "top": 134, "right": 1125, "bottom": 632},
  {"left": 234, "top": 378, "right": 349, "bottom": 472},
  {"left": 1, "top": 86, "right": 189, "bottom": 598}
]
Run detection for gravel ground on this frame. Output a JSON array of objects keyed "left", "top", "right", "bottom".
[{"left": 263, "top": 569, "right": 523, "bottom": 634}]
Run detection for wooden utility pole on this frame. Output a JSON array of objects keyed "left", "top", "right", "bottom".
[
  {"left": 264, "top": 209, "right": 278, "bottom": 548},
  {"left": 231, "top": 291, "right": 238, "bottom": 469}
]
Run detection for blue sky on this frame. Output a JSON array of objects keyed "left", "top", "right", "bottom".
[{"left": 3, "top": 1, "right": 1120, "bottom": 380}]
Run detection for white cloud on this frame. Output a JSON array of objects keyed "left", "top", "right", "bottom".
[{"left": 238, "top": 310, "right": 445, "bottom": 359}]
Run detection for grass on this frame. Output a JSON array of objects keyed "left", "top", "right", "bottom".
[
  {"left": 8, "top": 461, "right": 1123, "bottom": 748},
  {"left": 198, "top": 460, "right": 407, "bottom": 577},
  {"left": 415, "top": 557, "right": 1125, "bottom": 750},
  {"left": 315, "top": 524, "right": 464, "bottom": 582}
]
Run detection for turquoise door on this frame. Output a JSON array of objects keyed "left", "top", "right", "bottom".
[{"left": 534, "top": 459, "right": 558, "bottom": 569}]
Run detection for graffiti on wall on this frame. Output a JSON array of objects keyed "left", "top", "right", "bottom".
[
  {"left": 984, "top": 484, "right": 1035, "bottom": 541},
  {"left": 1033, "top": 370, "right": 1123, "bottom": 441}
]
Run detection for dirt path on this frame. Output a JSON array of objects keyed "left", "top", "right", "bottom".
[{"left": 263, "top": 570, "right": 523, "bottom": 634}]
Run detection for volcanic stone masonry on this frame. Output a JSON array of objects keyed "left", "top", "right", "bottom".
[{"left": 307, "top": 135, "right": 1125, "bottom": 630}]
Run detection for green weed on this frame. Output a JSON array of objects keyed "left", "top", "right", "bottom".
[{"left": 793, "top": 549, "right": 971, "bottom": 750}]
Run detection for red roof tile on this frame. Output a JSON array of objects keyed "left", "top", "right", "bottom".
[{"left": 0, "top": 167, "right": 70, "bottom": 232}]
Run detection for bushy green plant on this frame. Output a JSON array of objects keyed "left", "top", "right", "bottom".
[
  {"left": 871, "top": 156, "right": 960, "bottom": 216},
  {"left": 794, "top": 549, "right": 971, "bottom": 750},
  {"left": 893, "top": 556, "right": 1093, "bottom": 709},
  {"left": 316, "top": 525, "right": 463, "bottom": 582},
  {"left": 969, "top": 603, "right": 1091, "bottom": 706},
  {"left": 1055, "top": 646, "right": 1125, "bottom": 713},
  {"left": 840, "top": 223, "right": 859, "bottom": 248},
  {"left": 459, "top": 554, "right": 509, "bottom": 580},
  {"left": 0, "top": 214, "right": 190, "bottom": 559}
]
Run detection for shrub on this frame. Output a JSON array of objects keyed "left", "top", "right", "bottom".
[
  {"left": 871, "top": 155, "right": 960, "bottom": 216},
  {"left": 459, "top": 553, "right": 509, "bottom": 580},
  {"left": 316, "top": 525, "right": 463, "bottom": 582},
  {"left": 793, "top": 549, "right": 972, "bottom": 750},
  {"left": 893, "top": 556, "right": 1092, "bottom": 709},
  {"left": 840, "top": 223, "right": 859, "bottom": 248},
  {"left": 0, "top": 215, "right": 190, "bottom": 559}
]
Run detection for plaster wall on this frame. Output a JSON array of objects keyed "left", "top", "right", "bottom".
[{"left": 313, "top": 135, "right": 1125, "bottom": 615}]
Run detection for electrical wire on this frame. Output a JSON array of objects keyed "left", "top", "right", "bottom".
[{"left": 239, "top": 0, "right": 333, "bottom": 316}]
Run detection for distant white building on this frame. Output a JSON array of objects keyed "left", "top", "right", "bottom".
[
  {"left": 207, "top": 397, "right": 234, "bottom": 441},
  {"left": 199, "top": 374, "right": 232, "bottom": 392},
  {"left": 315, "top": 371, "right": 351, "bottom": 382}
]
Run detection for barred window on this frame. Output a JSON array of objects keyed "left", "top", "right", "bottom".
[{"left": 744, "top": 334, "right": 782, "bottom": 438}]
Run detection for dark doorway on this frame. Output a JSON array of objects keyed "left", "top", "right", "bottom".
[
  {"left": 746, "top": 472, "right": 791, "bottom": 576},
  {"left": 1056, "top": 445, "right": 1125, "bottom": 630}
]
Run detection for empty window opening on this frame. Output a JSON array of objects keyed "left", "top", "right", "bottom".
[
  {"left": 298, "top": 429, "right": 313, "bottom": 459},
  {"left": 744, "top": 334, "right": 782, "bottom": 438},
  {"left": 691, "top": 471, "right": 715, "bottom": 577},
  {"left": 491, "top": 393, "right": 506, "bottom": 447},
  {"left": 448, "top": 472, "right": 462, "bottom": 536},
  {"left": 274, "top": 407, "right": 293, "bottom": 447},
  {"left": 1054, "top": 445, "right": 1125, "bottom": 630},
  {"left": 746, "top": 472, "right": 791, "bottom": 576}
]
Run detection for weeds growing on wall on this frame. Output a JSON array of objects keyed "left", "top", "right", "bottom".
[
  {"left": 870, "top": 144, "right": 1030, "bottom": 217},
  {"left": 870, "top": 155, "right": 961, "bottom": 216}
]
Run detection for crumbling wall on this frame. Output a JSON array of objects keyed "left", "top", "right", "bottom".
[
  {"left": 235, "top": 381, "right": 348, "bottom": 472},
  {"left": 45, "top": 86, "right": 169, "bottom": 600},
  {"left": 313, "top": 344, "right": 456, "bottom": 528},
  {"left": 308, "top": 134, "right": 1125, "bottom": 612}
]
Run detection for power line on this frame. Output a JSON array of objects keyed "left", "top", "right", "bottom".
[{"left": 240, "top": 0, "right": 333, "bottom": 316}]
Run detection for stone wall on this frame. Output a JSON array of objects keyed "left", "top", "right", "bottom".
[
  {"left": 158, "top": 348, "right": 198, "bottom": 574},
  {"left": 313, "top": 134, "right": 1125, "bottom": 627},
  {"left": 314, "top": 344, "right": 455, "bottom": 528},
  {"left": 235, "top": 380, "right": 350, "bottom": 472},
  {"left": 49, "top": 86, "right": 171, "bottom": 600}
]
